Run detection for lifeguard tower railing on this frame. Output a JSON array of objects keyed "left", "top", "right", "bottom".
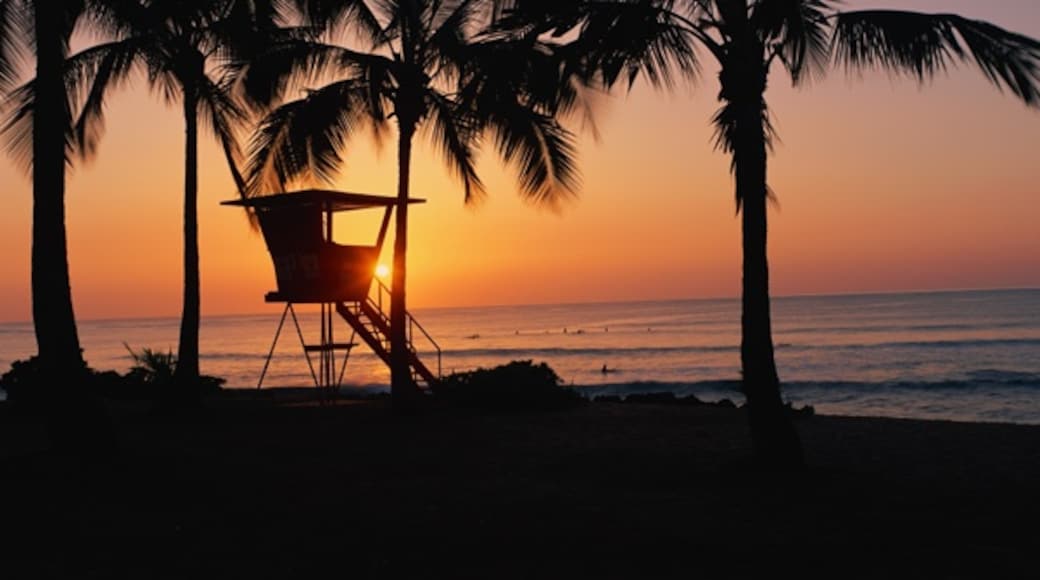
[
  {"left": 222, "top": 189, "right": 440, "bottom": 392},
  {"left": 337, "top": 277, "right": 441, "bottom": 386}
]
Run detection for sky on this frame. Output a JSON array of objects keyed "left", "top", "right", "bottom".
[{"left": 0, "top": 0, "right": 1038, "bottom": 322}]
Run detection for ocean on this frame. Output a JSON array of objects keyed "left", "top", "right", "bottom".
[{"left": 2, "top": 289, "right": 1039, "bottom": 424}]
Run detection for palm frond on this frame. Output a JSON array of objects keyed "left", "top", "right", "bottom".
[
  {"left": 457, "top": 34, "right": 590, "bottom": 124},
  {"left": 296, "top": 0, "right": 386, "bottom": 43},
  {"left": 235, "top": 38, "right": 393, "bottom": 110},
  {"left": 1, "top": 84, "right": 86, "bottom": 175},
  {"left": 1, "top": 81, "right": 38, "bottom": 173},
  {"left": 0, "top": 0, "right": 27, "bottom": 91},
  {"left": 84, "top": 0, "right": 150, "bottom": 38},
  {"left": 64, "top": 38, "right": 143, "bottom": 161},
  {"left": 485, "top": 102, "right": 580, "bottom": 207},
  {"left": 491, "top": 0, "right": 587, "bottom": 38},
  {"left": 833, "top": 10, "right": 1040, "bottom": 106},
  {"left": 571, "top": 0, "right": 700, "bottom": 91},
  {"left": 57, "top": 0, "right": 88, "bottom": 52},
  {"left": 198, "top": 74, "right": 250, "bottom": 196},
  {"left": 209, "top": 2, "right": 309, "bottom": 64},
  {"left": 225, "top": 0, "right": 294, "bottom": 29},
  {"left": 711, "top": 98, "right": 777, "bottom": 210},
  {"left": 423, "top": 88, "right": 485, "bottom": 203},
  {"left": 428, "top": 0, "right": 484, "bottom": 59},
  {"left": 246, "top": 78, "right": 376, "bottom": 194},
  {"left": 753, "top": 0, "right": 831, "bottom": 85}
]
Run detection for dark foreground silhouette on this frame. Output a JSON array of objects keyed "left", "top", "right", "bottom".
[{"left": 1, "top": 392, "right": 1037, "bottom": 578}]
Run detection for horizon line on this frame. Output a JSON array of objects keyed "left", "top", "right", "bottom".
[{"left": 0, "top": 285, "right": 1037, "bottom": 326}]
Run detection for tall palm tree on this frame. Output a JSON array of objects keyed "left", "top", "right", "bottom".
[
  {"left": 0, "top": 1, "right": 118, "bottom": 448},
  {"left": 62, "top": 0, "right": 280, "bottom": 406},
  {"left": 236, "top": 0, "right": 582, "bottom": 403},
  {"left": 503, "top": 0, "right": 1040, "bottom": 468}
]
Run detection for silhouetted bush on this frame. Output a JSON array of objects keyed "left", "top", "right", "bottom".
[
  {"left": 593, "top": 395, "right": 623, "bottom": 403},
  {"left": 1, "top": 356, "right": 52, "bottom": 409},
  {"left": 624, "top": 392, "right": 677, "bottom": 404},
  {"left": 122, "top": 344, "right": 225, "bottom": 397},
  {"left": 125, "top": 344, "right": 176, "bottom": 386},
  {"left": 0, "top": 355, "right": 99, "bottom": 409},
  {"left": 433, "top": 360, "right": 582, "bottom": 412},
  {"left": 676, "top": 394, "right": 706, "bottom": 405},
  {"left": 788, "top": 402, "right": 815, "bottom": 418},
  {"left": 0, "top": 346, "right": 225, "bottom": 408}
]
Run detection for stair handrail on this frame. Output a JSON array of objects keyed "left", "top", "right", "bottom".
[{"left": 370, "top": 278, "right": 442, "bottom": 379}]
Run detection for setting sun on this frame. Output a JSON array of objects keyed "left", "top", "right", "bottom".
[{"left": 375, "top": 264, "right": 390, "bottom": 278}]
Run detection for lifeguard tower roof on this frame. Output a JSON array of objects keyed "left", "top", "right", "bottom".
[{"left": 221, "top": 189, "right": 426, "bottom": 212}]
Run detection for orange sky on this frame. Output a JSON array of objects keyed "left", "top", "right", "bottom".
[{"left": 0, "top": 0, "right": 1038, "bottom": 322}]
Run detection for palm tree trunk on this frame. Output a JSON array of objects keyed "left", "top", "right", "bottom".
[
  {"left": 390, "top": 121, "right": 420, "bottom": 407},
  {"left": 33, "top": 6, "right": 111, "bottom": 451},
  {"left": 172, "top": 77, "right": 201, "bottom": 406},
  {"left": 32, "top": 9, "right": 81, "bottom": 373},
  {"left": 734, "top": 91, "right": 804, "bottom": 469}
]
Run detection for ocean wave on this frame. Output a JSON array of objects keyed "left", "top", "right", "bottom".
[
  {"left": 785, "top": 379, "right": 1040, "bottom": 392},
  {"left": 573, "top": 374, "right": 1040, "bottom": 396},
  {"left": 577, "top": 379, "right": 743, "bottom": 393},
  {"left": 964, "top": 369, "right": 1040, "bottom": 385},
  {"left": 779, "top": 321, "right": 1035, "bottom": 335},
  {"left": 436, "top": 337, "right": 1040, "bottom": 359},
  {"left": 776, "top": 337, "right": 1040, "bottom": 352},
  {"left": 440, "top": 345, "right": 737, "bottom": 357},
  {"left": 861, "top": 337, "right": 1040, "bottom": 349}
]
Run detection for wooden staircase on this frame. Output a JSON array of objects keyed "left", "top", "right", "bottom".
[{"left": 336, "top": 279, "right": 441, "bottom": 388}]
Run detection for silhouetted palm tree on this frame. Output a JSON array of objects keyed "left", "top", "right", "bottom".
[
  {"left": 237, "top": 0, "right": 582, "bottom": 404},
  {"left": 2, "top": 1, "right": 87, "bottom": 373},
  {"left": 503, "top": 0, "right": 1040, "bottom": 468},
  {"left": 61, "top": 1, "right": 280, "bottom": 406},
  {"left": 0, "top": 1, "right": 119, "bottom": 448}
]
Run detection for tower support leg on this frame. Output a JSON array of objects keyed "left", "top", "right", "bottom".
[{"left": 257, "top": 303, "right": 291, "bottom": 390}]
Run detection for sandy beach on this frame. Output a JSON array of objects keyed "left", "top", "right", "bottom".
[{"left": 1, "top": 391, "right": 1037, "bottom": 578}]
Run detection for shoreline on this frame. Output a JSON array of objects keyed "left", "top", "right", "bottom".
[
  {"left": 5, "top": 382, "right": 1038, "bottom": 427},
  {"left": 202, "top": 385, "right": 1040, "bottom": 427}
]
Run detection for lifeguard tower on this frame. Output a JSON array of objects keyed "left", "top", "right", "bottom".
[{"left": 222, "top": 190, "right": 441, "bottom": 394}]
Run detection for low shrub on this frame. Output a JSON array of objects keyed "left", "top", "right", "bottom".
[
  {"left": 0, "top": 345, "right": 225, "bottom": 408},
  {"left": 0, "top": 355, "right": 101, "bottom": 409},
  {"left": 1, "top": 356, "right": 54, "bottom": 409},
  {"left": 787, "top": 401, "right": 815, "bottom": 418},
  {"left": 125, "top": 344, "right": 177, "bottom": 387},
  {"left": 122, "top": 344, "right": 225, "bottom": 397},
  {"left": 433, "top": 360, "right": 582, "bottom": 412},
  {"left": 624, "top": 392, "right": 678, "bottom": 405}
]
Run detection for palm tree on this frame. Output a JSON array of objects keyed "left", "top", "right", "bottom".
[
  {"left": 0, "top": 1, "right": 119, "bottom": 448},
  {"left": 236, "top": 0, "right": 582, "bottom": 403},
  {"left": 503, "top": 0, "right": 1040, "bottom": 468},
  {"left": 61, "top": 0, "right": 280, "bottom": 406}
]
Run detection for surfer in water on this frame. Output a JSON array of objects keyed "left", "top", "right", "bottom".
[{"left": 601, "top": 364, "right": 618, "bottom": 374}]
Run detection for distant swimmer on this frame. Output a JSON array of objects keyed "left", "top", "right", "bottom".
[
  {"left": 601, "top": 364, "right": 619, "bottom": 374},
  {"left": 465, "top": 333, "right": 480, "bottom": 339}
]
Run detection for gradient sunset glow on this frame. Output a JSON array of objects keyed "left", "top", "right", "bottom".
[{"left": 0, "top": 0, "right": 1037, "bottom": 323}]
